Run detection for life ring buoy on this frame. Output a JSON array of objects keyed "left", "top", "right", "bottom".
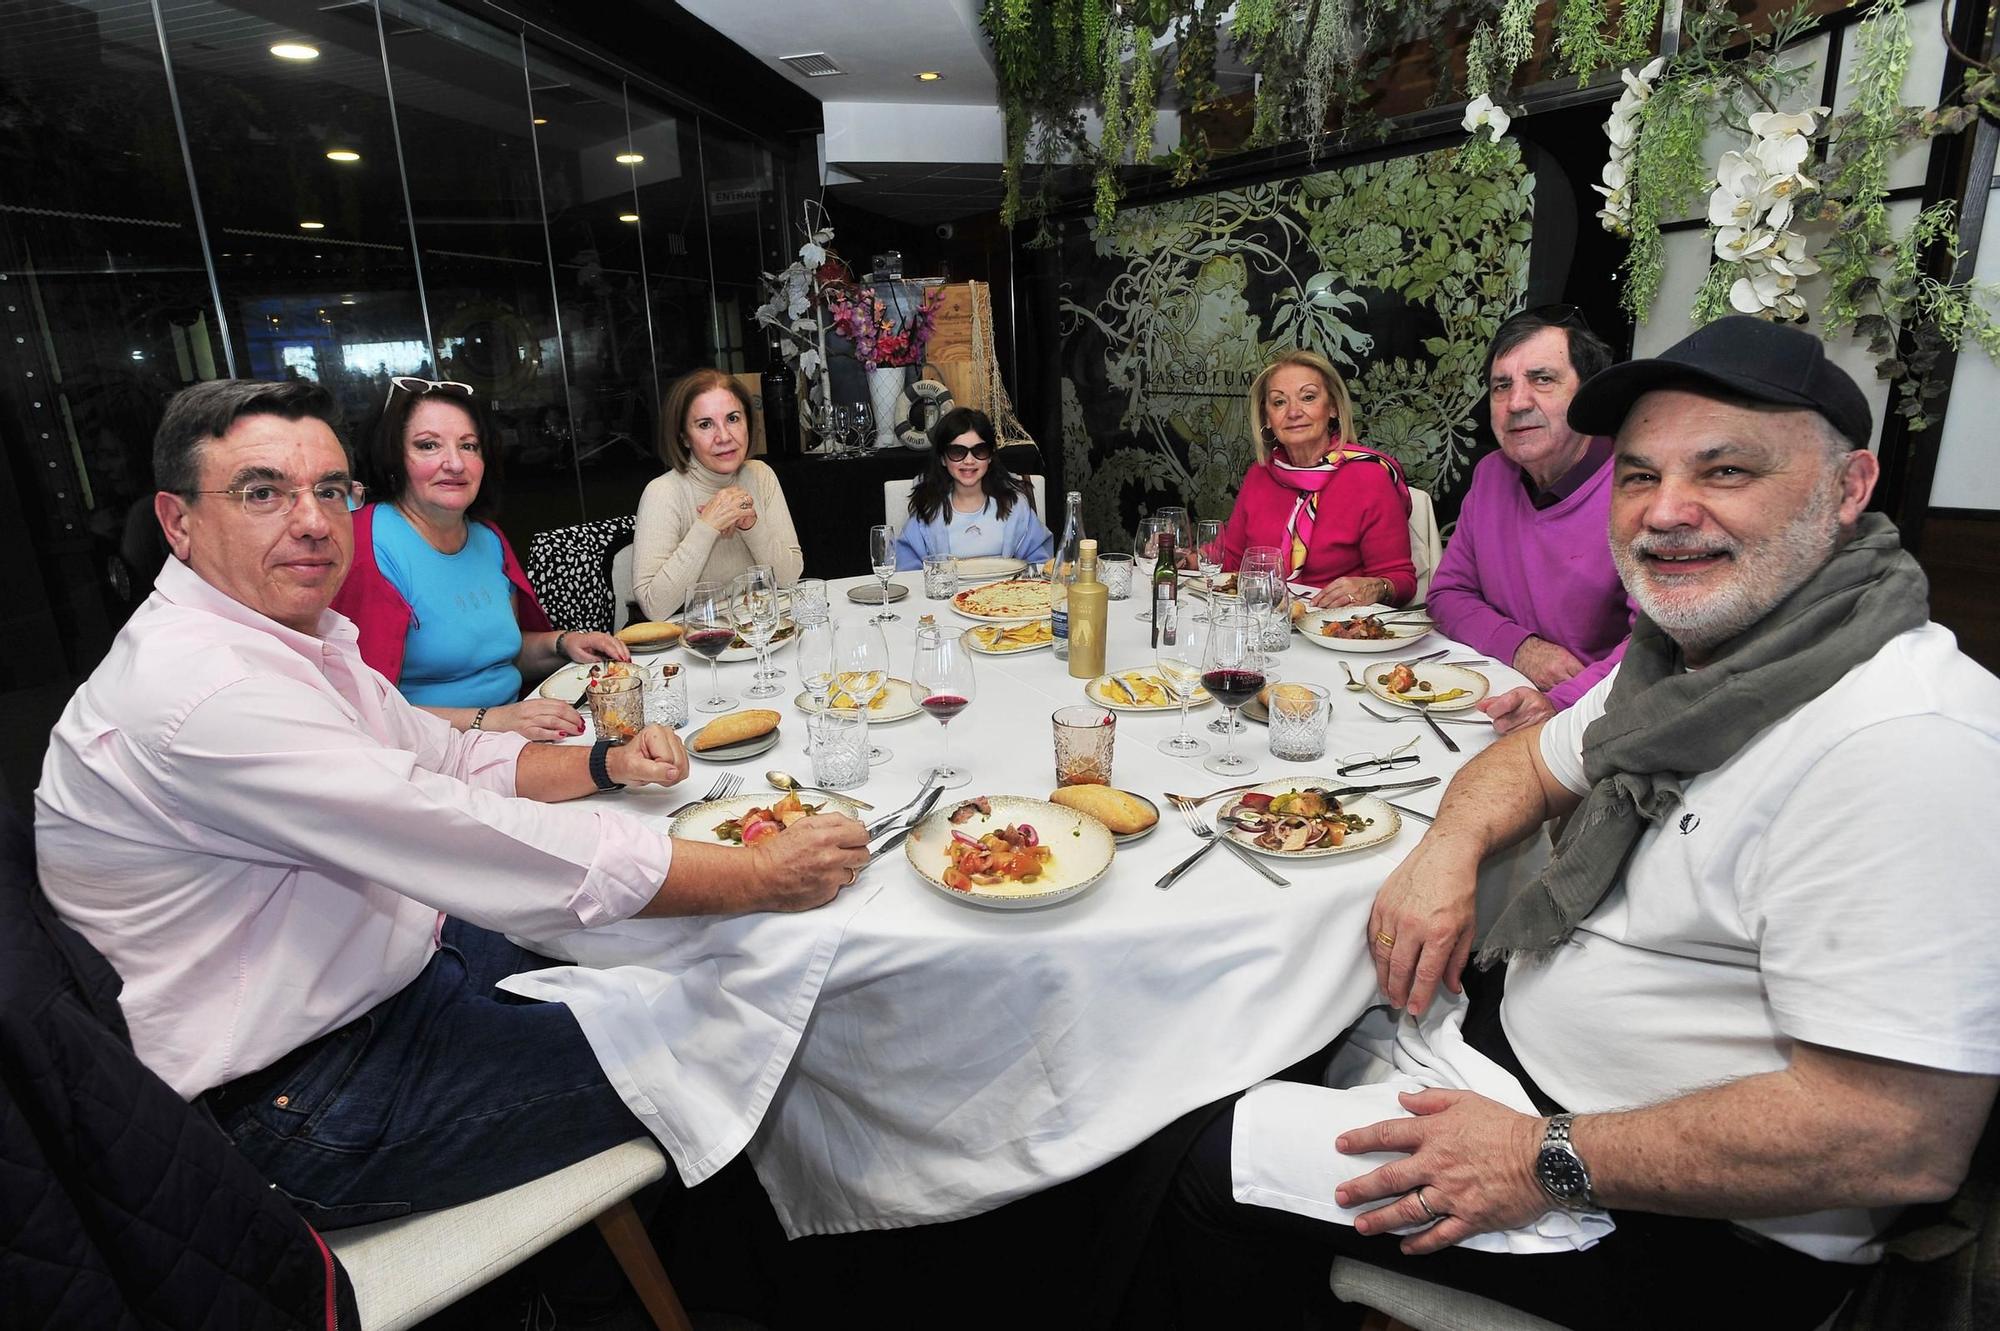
[{"left": 896, "top": 375, "right": 955, "bottom": 448}]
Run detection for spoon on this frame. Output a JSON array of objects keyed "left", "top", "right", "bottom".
[
  {"left": 1340, "top": 662, "right": 1364, "bottom": 692},
  {"left": 766, "top": 770, "right": 875, "bottom": 810}
]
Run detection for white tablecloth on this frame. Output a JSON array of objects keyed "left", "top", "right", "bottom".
[{"left": 515, "top": 574, "right": 1534, "bottom": 1237}]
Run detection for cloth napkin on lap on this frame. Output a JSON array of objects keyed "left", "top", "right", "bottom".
[{"left": 1230, "top": 992, "right": 1615, "bottom": 1253}]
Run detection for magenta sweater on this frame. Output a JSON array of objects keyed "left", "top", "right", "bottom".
[
  {"left": 1218, "top": 457, "right": 1416, "bottom": 604},
  {"left": 1428, "top": 448, "right": 1633, "bottom": 709}
]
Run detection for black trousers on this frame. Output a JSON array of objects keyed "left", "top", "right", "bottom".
[{"left": 1162, "top": 968, "right": 1862, "bottom": 1330}]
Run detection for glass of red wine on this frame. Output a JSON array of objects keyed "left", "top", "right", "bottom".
[
  {"left": 682, "top": 580, "right": 736, "bottom": 713},
  {"left": 913, "top": 623, "right": 975, "bottom": 788},
  {"left": 1199, "top": 608, "right": 1263, "bottom": 775}
]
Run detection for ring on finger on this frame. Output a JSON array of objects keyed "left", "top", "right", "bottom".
[
  {"left": 1374, "top": 930, "right": 1396, "bottom": 951},
  {"left": 1414, "top": 1186, "right": 1445, "bottom": 1221}
]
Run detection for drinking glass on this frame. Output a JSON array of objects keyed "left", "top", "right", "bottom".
[
  {"left": 1132, "top": 516, "right": 1169, "bottom": 621},
  {"left": 868, "top": 523, "right": 900, "bottom": 623},
  {"left": 1195, "top": 519, "right": 1225, "bottom": 620},
  {"left": 1096, "top": 552, "right": 1134, "bottom": 600},
  {"left": 922, "top": 553, "right": 959, "bottom": 600},
  {"left": 681, "top": 580, "right": 736, "bottom": 713},
  {"left": 1212, "top": 570, "right": 1273, "bottom": 734},
  {"left": 643, "top": 661, "right": 688, "bottom": 730},
  {"left": 584, "top": 672, "right": 643, "bottom": 745},
  {"left": 791, "top": 577, "right": 829, "bottom": 626},
  {"left": 1053, "top": 705, "right": 1116, "bottom": 787},
  {"left": 913, "top": 623, "right": 976, "bottom": 788},
  {"left": 1155, "top": 600, "right": 1210, "bottom": 757},
  {"left": 834, "top": 618, "right": 894, "bottom": 763},
  {"left": 1267, "top": 682, "right": 1332, "bottom": 761},
  {"left": 1155, "top": 506, "right": 1196, "bottom": 568},
  {"left": 1200, "top": 609, "right": 1263, "bottom": 776},
  {"left": 797, "top": 618, "right": 836, "bottom": 710},
  {"left": 845, "top": 402, "right": 874, "bottom": 455},
  {"left": 807, "top": 707, "right": 870, "bottom": 791},
  {"left": 733, "top": 567, "right": 783, "bottom": 699}
]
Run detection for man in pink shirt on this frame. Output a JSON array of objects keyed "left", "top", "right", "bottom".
[
  {"left": 1429, "top": 308, "right": 1635, "bottom": 733},
  {"left": 34, "top": 379, "right": 868, "bottom": 1239}
]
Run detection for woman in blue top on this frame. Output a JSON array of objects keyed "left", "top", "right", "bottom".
[
  {"left": 893, "top": 408, "right": 1053, "bottom": 570},
  {"left": 334, "top": 379, "right": 627, "bottom": 740}
]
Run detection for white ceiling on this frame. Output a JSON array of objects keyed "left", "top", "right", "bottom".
[{"left": 677, "top": 0, "right": 997, "bottom": 103}]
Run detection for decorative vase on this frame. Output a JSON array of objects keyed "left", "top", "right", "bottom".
[{"left": 868, "top": 366, "right": 906, "bottom": 449}]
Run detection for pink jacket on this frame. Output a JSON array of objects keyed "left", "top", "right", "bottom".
[
  {"left": 1218, "top": 454, "right": 1417, "bottom": 604},
  {"left": 331, "top": 504, "right": 553, "bottom": 685}
]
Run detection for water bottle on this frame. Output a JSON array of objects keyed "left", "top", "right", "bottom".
[{"left": 1050, "top": 490, "right": 1084, "bottom": 662}]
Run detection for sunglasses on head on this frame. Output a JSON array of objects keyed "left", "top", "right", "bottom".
[
  {"left": 385, "top": 376, "right": 476, "bottom": 408},
  {"left": 1508, "top": 303, "right": 1589, "bottom": 331},
  {"left": 940, "top": 442, "right": 995, "bottom": 463}
]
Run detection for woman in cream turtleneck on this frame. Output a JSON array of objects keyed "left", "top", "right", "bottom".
[{"left": 632, "top": 368, "right": 805, "bottom": 619}]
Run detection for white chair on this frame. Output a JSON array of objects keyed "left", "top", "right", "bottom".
[
  {"left": 611, "top": 541, "right": 636, "bottom": 631},
  {"left": 883, "top": 474, "right": 1046, "bottom": 540},
  {"left": 1407, "top": 487, "right": 1443, "bottom": 604},
  {"left": 323, "top": 1138, "right": 692, "bottom": 1331}
]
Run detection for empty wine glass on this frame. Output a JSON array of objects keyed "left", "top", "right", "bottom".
[
  {"left": 833, "top": 618, "right": 894, "bottom": 763},
  {"left": 1200, "top": 609, "right": 1263, "bottom": 776},
  {"left": 682, "top": 580, "right": 736, "bottom": 713},
  {"left": 1155, "top": 599, "right": 1210, "bottom": 757},
  {"left": 913, "top": 623, "right": 976, "bottom": 788},
  {"left": 1133, "top": 515, "right": 1169, "bottom": 621},
  {"left": 1195, "top": 518, "right": 1225, "bottom": 621},
  {"left": 733, "top": 566, "right": 782, "bottom": 700},
  {"left": 797, "top": 617, "right": 835, "bottom": 710},
  {"left": 845, "top": 401, "right": 874, "bottom": 455},
  {"left": 868, "top": 523, "right": 899, "bottom": 623},
  {"left": 1156, "top": 506, "right": 1195, "bottom": 568}
]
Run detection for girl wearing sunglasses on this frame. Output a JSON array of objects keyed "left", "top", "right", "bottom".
[{"left": 892, "top": 408, "right": 1053, "bottom": 570}]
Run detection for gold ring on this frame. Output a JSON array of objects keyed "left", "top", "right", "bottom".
[{"left": 1374, "top": 931, "right": 1396, "bottom": 950}]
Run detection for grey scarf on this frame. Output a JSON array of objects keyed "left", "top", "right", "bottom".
[{"left": 1477, "top": 513, "right": 1930, "bottom": 966}]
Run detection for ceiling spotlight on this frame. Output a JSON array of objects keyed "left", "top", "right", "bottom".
[
  {"left": 618, "top": 212, "right": 640, "bottom": 223},
  {"left": 532, "top": 116, "right": 549, "bottom": 125},
  {"left": 299, "top": 220, "right": 325, "bottom": 230},
  {"left": 915, "top": 71, "right": 943, "bottom": 81},
  {"left": 270, "top": 42, "right": 319, "bottom": 61},
  {"left": 615, "top": 152, "right": 645, "bottom": 165},
  {"left": 340, "top": 297, "right": 356, "bottom": 305},
  {"left": 325, "top": 149, "right": 361, "bottom": 162}
]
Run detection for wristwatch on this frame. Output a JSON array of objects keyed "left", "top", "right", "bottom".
[
  {"left": 588, "top": 738, "right": 624, "bottom": 793},
  {"left": 1535, "top": 1113, "right": 1598, "bottom": 1210}
]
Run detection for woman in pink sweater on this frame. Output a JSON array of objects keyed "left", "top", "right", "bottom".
[{"left": 1217, "top": 350, "right": 1416, "bottom": 608}]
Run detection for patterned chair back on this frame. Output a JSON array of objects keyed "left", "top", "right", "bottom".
[{"left": 524, "top": 515, "right": 637, "bottom": 634}]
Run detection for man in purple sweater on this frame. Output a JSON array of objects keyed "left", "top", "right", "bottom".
[{"left": 1431, "top": 308, "right": 1635, "bottom": 733}]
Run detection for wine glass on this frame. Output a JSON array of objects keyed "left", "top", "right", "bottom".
[
  {"left": 682, "top": 580, "right": 736, "bottom": 713},
  {"left": 868, "top": 523, "right": 899, "bottom": 623},
  {"left": 1200, "top": 609, "right": 1263, "bottom": 776},
  {"left": 1156, "top": 506, "right": 1195, "bottom": 569},
  {"left": 733, "top": 566, "right": 783, "bottom": 699},
  {"left": 914, "top": 623, "right": 976, "bottom": 788},
  {"left": 1155, "top": 599, "right": 1210, "bottom": 757},
  {"left": 797, "top": 617, "right": 835, "bottom": 710},
  {"left": 834, "top": 618, "right": 894, "bottom": 763},
  {"left": 1194, "top": 519, "right": 1225, "bottom": 621},
  {"left": 845, "top": 401, "right": 874, "bottom": 455},
  {"left": 1132, "top": 516, "right": 1168, "bottom": 621}
]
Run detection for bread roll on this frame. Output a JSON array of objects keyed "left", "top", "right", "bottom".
[
  {"left": 617, "top": 620, "right": 683, "bottom": 646},
  {"left": 1257, "top": 682, "right": 1314, "bottom": 710},
  {"left": 689, "top": 709, "right": 781, "bottom": 752},
  {"left": 1047, "top": 786, "right": 1157, "bottom": 835}
]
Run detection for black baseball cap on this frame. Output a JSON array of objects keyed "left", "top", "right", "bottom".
[{"left": 1567, "top": 315, "right": 1872, "bottom": 447}]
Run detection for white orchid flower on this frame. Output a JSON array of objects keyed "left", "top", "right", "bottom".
[
  {"left": 800, "top": 241, "right": 826, "bottom": 267},
  {"left": 1599, "top": 157, "right": 1629, "bottom": 192},
  {"left": 1748, "top": 109, "right": 1820, "bottom": 140},
  {"left": 1752, "top": 132, "right": 1811, "bottom": 177},
  {"left": 1605, "top": 113, "right": 1639, "bottom": 151},
  {"left": 1729, "top": 268, "right": 1794, "bottom": 315},
  {"left": 1463, "top": 94, "right": 1511, "bottom": 142},
  {"left": 1715, "top": 227, "right": 1779, "bottom": 260},
  {"left": 1639, "top": 56, "right": 1666, "bottom": 82}
]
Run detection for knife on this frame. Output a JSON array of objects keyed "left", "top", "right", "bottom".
[
  {"left": 1412, "top": 702, "right": 1460, "bottom": 754},
  {"left": 866, "top": 778, "right": 944, "bottom": 839},
  {"left": 869, "top": 785, "right": 945, "bottom": 860},
  {"left": 1320, "top": 775, "right": 1441, "bottom": 800},
  {"left": 1217, "top": 836, "right": 1290, "bottom": 887}
]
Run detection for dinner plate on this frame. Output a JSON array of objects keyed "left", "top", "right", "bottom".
[
  {"left": 903, "top": 794, "right": 1117, "bottom": 910},
  {"left": 1111, "top": 793, "right": 1160, "bottom": 845},
  {"left": 794, "top": 677, "right": 922, "bottom": 723},
  {"left": 950, "top": 578, "right": 1056, "bottom": 623},
  {"left": 1297, "top": 609, "right": 1435, "bottom": 654},
  {"left": 687, "top": 729, "right": 782, "bottom": 763},
  {"left": 1085, "top": 669, "right": 1210, "bottom": 712},
  {"left": 671, "top": 620, "right": 797, "bottom": 663},
  {"left": 537, "top": 662, "right": 593, "bottom": 701},
  {"left": 1363, "top": 662, "right": 1490, "bottom": 713},
  {"left": 846, "top": 582, "right": 910, "bottom": 605},
  {"left": 668, "top": 791, "right": 863, "bottom": 842},
  {"left": 965, "top": 621, "right": 1054, "bottom": 654},
  {"left": 952, "top": 556, "right": 1029, "bottom": 582},
  {"left": 1216, "top": 783, "right": 1401, "bottom": 859}
]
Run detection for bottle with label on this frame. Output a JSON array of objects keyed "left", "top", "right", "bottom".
[
  {"left": 1066, "top": 540, "right": 1108, "bottom": 678},
  {"left": 1050, "top": 490, "right": 1085, "bottom": 662},
  {"left": 1150, "top": 531, "right": 1178, "bottom": 649}
]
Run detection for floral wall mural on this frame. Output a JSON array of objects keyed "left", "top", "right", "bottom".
[{"left": 1057, "top": 140, "right": 1535, "bottom": 553}]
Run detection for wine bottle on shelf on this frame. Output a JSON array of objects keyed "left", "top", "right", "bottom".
[
  {"left": 1050, "top": 490, "right": 1084, "bottom": 663},
  {"left": 761, "top": 336, "right": 799, "bottom": 457},
  {"left": 1066, "top": 539, "right": 1108, "bottom": 679},
  {"left": 1150, "top": 530, "right": 1178, "bottom": 649}
]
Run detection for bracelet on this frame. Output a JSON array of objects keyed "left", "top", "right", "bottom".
[
  {"left": 553, "top": 631, "right": 570, "bottom": 660},
  {"left": 470, "top": 707, "right": 488, "bottom": 731},
  {"left": 589, "top": 739, "right": 624, "bottom": 792}
]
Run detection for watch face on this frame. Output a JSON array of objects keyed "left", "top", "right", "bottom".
[{"left": 1538, "top": 1151, "right": 1590, "bottom": 1196}]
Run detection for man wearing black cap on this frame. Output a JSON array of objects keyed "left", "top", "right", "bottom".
[{"left": 1164, "top": 317, "right": 2000, "bottom": 1328}]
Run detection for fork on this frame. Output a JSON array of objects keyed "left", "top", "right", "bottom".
[
  {"left": 666, "top": 772, "right": 740, "bottom": 817},
  {"left": 1172, "top": 797, "right": 1290, "bottom": 887},
  {"left": 1357, "top": 702, "right": 1488, "bottom": 726},
  {"left": 1162, "top": 778, "right": 1269, "bottom": 809}
]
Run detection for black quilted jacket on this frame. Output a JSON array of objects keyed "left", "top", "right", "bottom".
[{"left": 0, "top": 813, "right": 359, "bottom": 1330}]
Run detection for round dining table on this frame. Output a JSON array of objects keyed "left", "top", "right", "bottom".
[{"left": 516, "top": 572, "right": 1536, "bottom": 1240}]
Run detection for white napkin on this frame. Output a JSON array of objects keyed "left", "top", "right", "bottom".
[{"left": 1230, "top": 992, "right": 1615, "bottom": 1253}]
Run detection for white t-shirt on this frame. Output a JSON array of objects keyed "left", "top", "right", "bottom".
[{"left": 1514, "top": 622, "right": 2000, "bottom": 1262}]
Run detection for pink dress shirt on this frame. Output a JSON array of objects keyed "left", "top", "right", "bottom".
[{"left": 35, "top": 557, "right": 674, "bottom": 1099}]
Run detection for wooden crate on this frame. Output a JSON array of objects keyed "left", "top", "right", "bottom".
[{"left": 925, "top": 281, "right": 989, "bottom": 417}]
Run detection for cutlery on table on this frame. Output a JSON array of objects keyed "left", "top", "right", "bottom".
[
  {"left": 865, "top": 773, "right": 945, "bottom": 839},
  {"left": 1155, "top": 828, "right": 1225, "bottom": 890},
  {"left": 766, "top": 769, "right": 874, "bottom": 810},
  {"left": 1390, "top": 647, "right": 1452, "bottom": 670},
  {"left": 1339, "top": 662, "right": 1364, "bottom": 692},
  {"left": 1170, "top": 797, "right": 1289, "bottom": 887},
  {"left": 868, "top": 785, "right": 945, "bottom": 860},
  {"left": 1321, "top": 775, "right": 1440, "bottom": 800},
  {"left": 1162, "top": 779, "right": 1270, "bottom": 809},
  {"left": 1356, "top": 702, "right": 1488, "bottom": 726},
  {"left": 665, "top": 772, "right": 741, "bottom": 817},
  {"left": 1411, "top": 701, "right": 1460, "bottom": 754},
  {"left": 1385, "top": 800, "right": 1435, "bottom": 824}
]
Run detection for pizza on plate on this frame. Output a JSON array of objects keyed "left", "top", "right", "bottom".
[{"left": 952, "top": 579, "right": 1055, "bottom": 618}]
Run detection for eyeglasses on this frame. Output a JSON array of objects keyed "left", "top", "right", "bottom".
[
  {"left": 1336, "top": 738, "right": 1422, "bottom": 776},
  {"left": 1508, "top": 303, "right": 1588, "bottom": 331},
  {"left": 940, "top": 442, "right": 995, "bottom": 463},
  {"left": 385, "top": 376, "right": 475, "bottom": 407},
  {"left": 182, "top": 479, "right": 367, "bottom": 518}
]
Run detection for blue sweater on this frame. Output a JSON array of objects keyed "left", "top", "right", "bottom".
[{"left": 894, "top": 495, "right": 1054, "bottom": 570}]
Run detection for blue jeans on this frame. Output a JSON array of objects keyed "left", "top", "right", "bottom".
[{"left": 210, "top": 918, "right": 652, "bottom": 1230}]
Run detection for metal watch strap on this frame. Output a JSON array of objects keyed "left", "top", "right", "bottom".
[
  {"left": 589, "top": 738, "right": 623, "bottom": 792},
  {"left": 470, "top": 707, "right": 488, "bottom": 731},
  {"left": 553, "top": 631, "right": 570, "bottom": 660},
  {"left": 1537, "top": 1112, "right": 1598, "bottom": 1210}
]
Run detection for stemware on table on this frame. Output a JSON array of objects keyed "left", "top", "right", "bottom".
[
  {"left": 913, "top": 623, "right": 976, "bottom": 789},
  {"left": 733, "top": 566, "right": 783, "bottom": 700},
  {"left": 868, "top": 524, "right": 900, "bottom": 623},
  {"left": 1155, "top": 599, "right": 1210, "bottom": 757},
  {"left": 1194, "top": 519, "right": 1224, "bottom": 620},
  {"left": 681, "top": 580, "right": 737, "bottom": 714},
  {"left": 1199, "top": 608, "right": 1264, "bottom": 776},
  {"left": 833, "top": 618, "right": 895, "bottom": 764},
  {"left": 1132, "top": 515, "right": 1169, "bottom": 621}
]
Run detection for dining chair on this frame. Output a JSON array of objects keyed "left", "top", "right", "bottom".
[
  {"left": 1407, "top": 487, "right": 1444, "bottom": 604},
  {"left": 323, "top": 1137, "right": 692, "bottom": 1331},
  {"left": 881, "top": 474, "right": 1047, "bottom": 540}
]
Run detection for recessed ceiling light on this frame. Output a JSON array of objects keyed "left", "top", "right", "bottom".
[
  {"left": 532, "top": 116, "right": 548, "bottom": 125},
  {"left": 299, "top": 220, "right": 325, "bottom": 230},
  {"left": 340, "top": 297, "right": 356, "bottom": 305},
  {"left": 325, "top": 149, "right": 361, "bottom": 162},
  {"left": 270, "top": 42, "right": 319, "bottom": 61},
  {"left": 615, "top": 152, "right": 645, "bottom": 165},
  {"left": 618, "top": 212, "right": 640, "bottom": 223},
  {"left": 915, "top": 71, "right": 943, "bottom": 81}
]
